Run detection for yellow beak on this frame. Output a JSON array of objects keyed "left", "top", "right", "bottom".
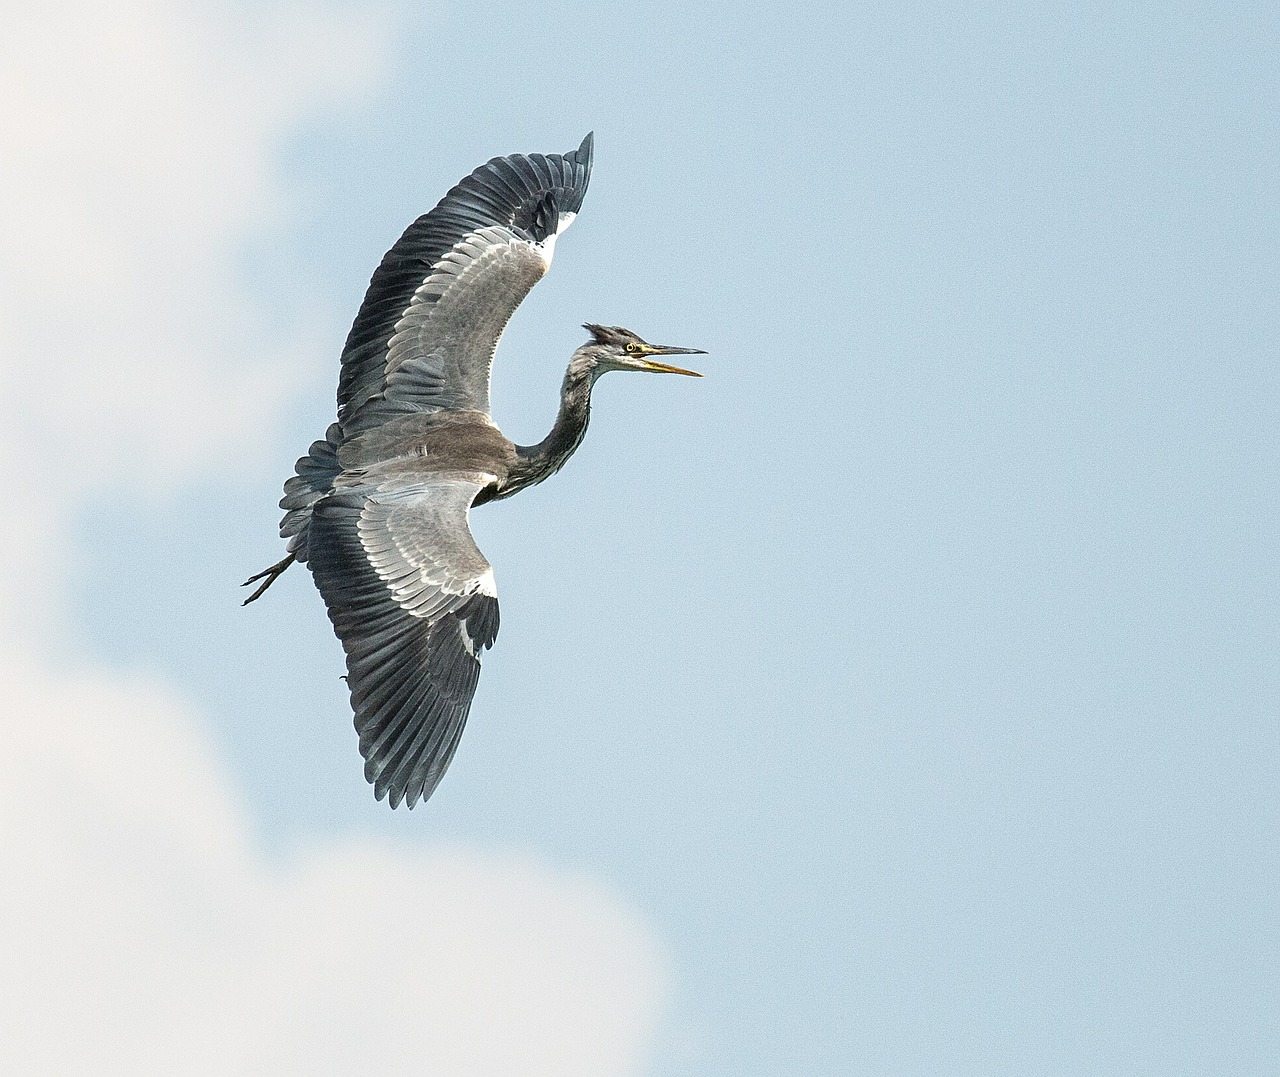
[{"left": 638, "top": 344, "right": 706, "bottom": 377}]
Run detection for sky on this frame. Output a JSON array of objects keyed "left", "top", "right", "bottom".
[{"left": 1, "top": 1, "right": 1276, "bottom": 1074}]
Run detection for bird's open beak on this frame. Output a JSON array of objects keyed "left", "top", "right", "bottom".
[{"left": 638, "top": 344, "right": 706, "bottom": 377}]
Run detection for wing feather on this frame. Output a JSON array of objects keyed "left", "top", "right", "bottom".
[
  {"left": 307, "top": 475, "right": 500, "bottom": 808},
  {"left": 335, "top": 133, "right": 593, "bottom": 431}
]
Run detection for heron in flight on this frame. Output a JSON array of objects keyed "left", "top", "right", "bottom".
[{"left": 244, "top": 133, "right": 704, "bottom": 808}]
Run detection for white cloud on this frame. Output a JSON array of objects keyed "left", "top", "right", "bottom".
[
  {"left": 0, "top": 0, "right": 386, "bottom": 492},
  {"left": 0, "top": 645, "right": 664, "bottom": 1076},
  {"left": 0, "top": 4, "right": 669, "bottom": 1073}
]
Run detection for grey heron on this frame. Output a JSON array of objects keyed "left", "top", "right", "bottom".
[{"left": 244, "top": 133, "right": 704, "bottom": 808}]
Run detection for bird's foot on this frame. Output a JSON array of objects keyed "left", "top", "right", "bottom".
[{"left": 241, "top": 552, "right": 296, "bottom": 605}]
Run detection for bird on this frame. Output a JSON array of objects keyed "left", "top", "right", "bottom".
[{"left": 243, "top": 133, "right": 704, "bottom": 808}]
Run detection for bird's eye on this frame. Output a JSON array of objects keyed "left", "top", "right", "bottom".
[{"left": 625, "top": 342, "right": 641, "bottom": 354}]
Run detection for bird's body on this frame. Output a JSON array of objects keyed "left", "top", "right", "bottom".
[{"left": 246, "top": 135, "right": 703, "bottom": 808}]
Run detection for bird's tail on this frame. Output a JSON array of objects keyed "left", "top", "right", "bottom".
[
  {"left": 279, "top": 422, "right": 343, "bottom": 563},
  {"left": 243, "top": 422, "right": 344, "bottom": 606}
]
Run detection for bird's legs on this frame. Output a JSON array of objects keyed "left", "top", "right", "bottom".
[{"left": 241, "top": 552, "right": 296, "bottom": 605}]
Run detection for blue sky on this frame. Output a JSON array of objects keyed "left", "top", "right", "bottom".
[{"left": 3, "top": 2, "right": 1277, "bottom": 1074}]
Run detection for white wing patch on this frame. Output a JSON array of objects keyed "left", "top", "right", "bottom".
[
  {"left": 458, "top": 616, "right": 482, "bottom": 658},
  {"left": 474, "top": 567, "right": 497, "bottom": 598},
  {"left": 536, "top": 232, "right": 558, "bottom": 267},
  {"left": 537, "top": 211, "right": 577, "bottom": 268}
]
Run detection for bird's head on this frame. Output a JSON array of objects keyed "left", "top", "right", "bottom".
[{"left": 577, "top": 324, "right": 705, "bottom": 377}]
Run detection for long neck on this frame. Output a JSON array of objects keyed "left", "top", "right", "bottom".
[{"left": 505, "top": 362, "right": 596, "bottom": 497}]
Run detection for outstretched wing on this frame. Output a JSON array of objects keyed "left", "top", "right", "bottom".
[
  {"left": 338, "top": 133, "right": 594, "bottom": 435},
  {"left": 307, "top": 474, "right": 500, "bottom": 808}
]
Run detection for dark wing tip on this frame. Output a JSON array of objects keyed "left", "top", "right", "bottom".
[
  {"left": 352, "top": 594, "right": 499, "bottom": 810},
  {"left": 574, "top": 131, "right": 594, "bottom": 175}
]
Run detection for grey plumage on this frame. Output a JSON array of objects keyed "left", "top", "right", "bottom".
[{"left": 245, "top": 135, "right": 704, "bottom": 808}]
